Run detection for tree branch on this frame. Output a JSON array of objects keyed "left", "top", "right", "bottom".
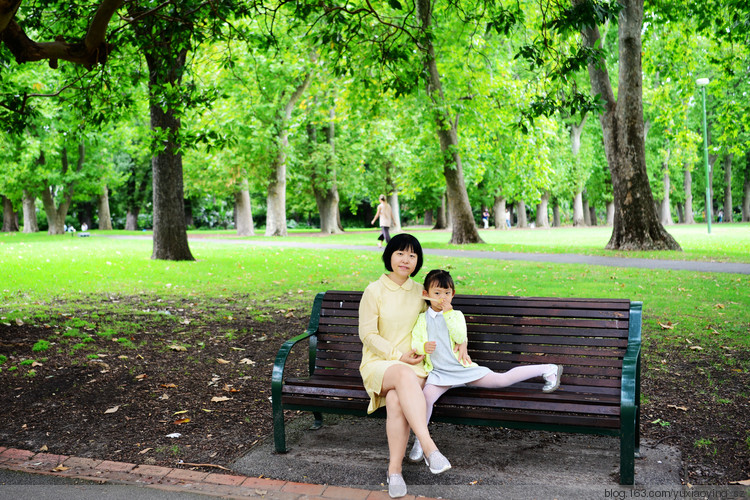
[{"left": 0, "top": 0, "right": 125, "bottom": 69}]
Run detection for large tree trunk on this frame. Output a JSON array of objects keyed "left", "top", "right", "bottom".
[
  {"left": 516, "top": 200, "right": 528, "bottom": 228},
  {"left": 266, "top": 74, "right": 311, "bottom": 237},
  {"left": 660, "top": 171, "right": 674, "bottom": 225},
  {"left": 605, "top": 201, "right": 615, "bottom": 226},
  {"left": 553, "top": 199, "right": 562, "bottom": 227},
  {"left": 582, "top": 190, "right": 592, "bottom": 225},
  {"left": 493, "top": 196, "right": 508, "bottom": 230},
  {"left": 40, "top": 145, "right": 82, "bottom": 235},
  {"left": 536, "top": 192, "right": 550, "bottom": 228},
  {"left": 723, "top": 153, "right": 733, "bottom": 222},
  {"left": 313, "top": 105, "right": 343, "bottom": 235},
  {"left": 743, "top": 152, "right": 750, "bottom": 222},
  {"left": 434, "top": 192, "right": 448, "bottom": 229},
  {"left": 416, "top": 0, "right": 482, "bottom": 244},
  {"left": 22, "top": 190, "right": 38, "bottom": 233},
  {"left": 683, "top": 167, "right": 695, "bottom": 224},
  {"left": 145, "top": 51, "right": 193, "bottom": 261},
  {"left": 573, "top": 190, "right": 586, "bottom": 226},
  {"left": 234, "top": 186, "right": 255, "bottom": 236},
  {"left": 2, "top": 195, "right": 19, "bottom": 232},
  {"left": 579, "top": 0, "right": 680, "bottom": 250},
  {"left": 98, "top": 185, "right": 113, "bottom": 230},
  {"left": 125, "top": 209, "right": 139, "bottom": 231}
]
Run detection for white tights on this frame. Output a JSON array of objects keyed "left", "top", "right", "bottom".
[{"left": 422, "top": 364, "right": 556, "bottom": 423}]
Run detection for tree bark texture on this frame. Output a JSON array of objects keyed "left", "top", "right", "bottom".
[
  {"left": 536, "top": 192, "right": 550, "bottom": 228},
  {"left": 22, "top": 190, "right": 37, "bottom": 232},
  {"left": 416, "top": 0, "right": 482, "bottom": 244},
  {"left": 573, "top": 190, "right": 585, "bottom": 226},
  {"left": 516, "top": 200, "right": 528, "bottom": 228},
  {"left": 311, "top": 106, "right": 343, "bottom": 235},
  {"left": 660, "top": 171, "right": 673, "bottom": 225},
  {"left": 145, "top": 50, "right": 193, "bottom": 261},
  {"left": 40, "top": 145, "right": 82, "bottom": 235},
  {"left": 2, "top": 195, "right": 19, "bottom": 232},
  {"left": 266, "top": 73, "right": 311, "bottom": 237},
  {"left": 553, "top": 200, "right": 562, "bottom": 227},
  {"left": 234, "top": 187, "right": 255, "bottom": 236},
  {"left": 605, "top": 201, "right": 615, "bottom": 226},
  {"left": 125, "top": 209, "right": 139, "bottom": 231},
  {"left": 98, "top": 185, "right": 113, "bottom": 230},
  {"left": 579, "top": 0, "right": 680, "bottom": 250},
  {"left": 683, "top": 167, "right": 695, "bottom": 224},
  {"left": 493, "top": 196, "right": 508, "bottom": 230},
  {"left": 723, "top": 154, "right": 733, "bottom": 222}
]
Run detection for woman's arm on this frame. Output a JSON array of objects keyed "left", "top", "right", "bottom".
[{"left": 371, "top": 204, "right": 382, "bottom": 225}]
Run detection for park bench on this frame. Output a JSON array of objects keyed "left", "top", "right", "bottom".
[{"left": 271, "top": 291, "right": 642, "bottom": 485}]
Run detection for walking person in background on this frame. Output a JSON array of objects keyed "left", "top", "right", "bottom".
[
  {"left": 371, "top": 194, "right": 393, "bottom": 247},
  {"left": 482, "top": 208, "right": 490, "bottom": 229}
]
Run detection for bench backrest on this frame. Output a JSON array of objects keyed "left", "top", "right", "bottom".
[{"left": 313, "top": 291, "right": 636, "bottom": 394}]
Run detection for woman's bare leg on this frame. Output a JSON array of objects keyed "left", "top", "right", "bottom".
[
  {"left": 381, "top": 364, "right": 439, "bottom": 458},
  {"left": 384, "top": 390, "right": 409, "bottom": 475}
]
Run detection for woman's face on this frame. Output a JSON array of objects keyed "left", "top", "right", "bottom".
[{"left": 390, "top": 246, "right": 418, "bottom": 281}]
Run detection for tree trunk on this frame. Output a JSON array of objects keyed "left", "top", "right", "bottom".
[
  {"left": 743, "top": 152, "right": 750, "bottom": 222},
  {"left": 517, "top": 200, "right": 528, "bottom": 228},
  {"left": 589, "top": 206, "right": 598, "bottom": 226},
  {"left": 388, "top": 193, "right": 401, "bottom": 232},
  {"left": 424, "top": 210, "right": 434, "bottom": 226},
  {"left": 266, "top": 74, "right": 312, "bottom": 237},
  {"left": 22, "top": 190, "right": 38, "bottom": 233},
  {"left": 98, "top": 185, "right": 113, "bottom": 230},
  {"left": 416, "top": 0, "right": 482, "bottom": 244},
  {"left": 144, "top": 49, "right": 193, "bottom": 260},
  {"left": 606, "top": 201, "right": 615, "bottom": 225},
  {"left": 683, "top": 167, "right": 695, "bottom": 224},
  {"left": 660, "top": 171, "right": 674, "bottom": 225},
  {"left": 125, "top": 209, "right": 139, "bottom": 231},
  {"left": 582, "top": 189, "right": 592, "bottom": 225},
  {"left": 2, "top": 195, "right": 19, "bottom": 232},
  {"left": 573, "top": 190, "right": 586, "bottom": 226},
  {"left": 234, "top": 184, "right": 255, "bottom": 236},
  {"left": 578, "top": 0, "right": 680, "bottom": 250},
  {"left": 493, "top": 196, "right": 508, "bottom": 230},
  {"left": 40, "top": 146, "right": 80, "bottom": 235},
  {"left": 434, "top": 192, "right": 448, "bottom": 229},
  {"left": 553, "top": 199, "right": 561, "bottom": 227},
  {"left": 676, "top": 203, "right": 684, "bottom": 223},
  {"left": 723, "top": 153, "right": 733, "bottom": 222},
  {"left": 536, "top": 192, "right": 550, "bottom": 228}
]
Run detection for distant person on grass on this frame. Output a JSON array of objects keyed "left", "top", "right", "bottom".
[
  {"left": 371, "top": 194, "right": 393, "bottom": 247},
  {"left": 407, "top": 269, "right": 563, "bottom": 462},
  {"left": 358, "top": 233, "right": 451, "bottom": 499}
]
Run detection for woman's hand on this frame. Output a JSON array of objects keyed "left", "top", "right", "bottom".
[
  {"left": 454, "top": 342, "right": 472, "bottom": 365},
  {"left": 400, "top": 348, "right": 425, "bottom": 365},
  {"left": 424, "top": 341, "right": 437, "bottom": 354}
]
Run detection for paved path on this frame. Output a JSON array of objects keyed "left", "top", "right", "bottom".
[{"left": 178, "top": 237, "right": 750, "bottom": 275}]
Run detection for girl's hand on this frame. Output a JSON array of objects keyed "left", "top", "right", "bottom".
[
  {"left": 441, "top": 298, "right": 453, "bottom": 312},
  {"left": 454, "top": 342, "right": 471, "bottom": 365},
  {"left": 400, "top": 348, "right": 425, "bottom": 365},
  {"left": 424, "top": 341, "right": 437, "bottom": 354}
]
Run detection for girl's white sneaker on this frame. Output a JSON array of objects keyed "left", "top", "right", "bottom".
[{"left": 542, "top": 365, "right": 563, "bottom": 393}]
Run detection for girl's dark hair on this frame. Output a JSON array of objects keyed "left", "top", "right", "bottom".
[
  {"left": 423, "top": 269, "right": 455, "bottom": 292},
  {"left": 382, "top": 233, "right": 423, "bottom": 277}
]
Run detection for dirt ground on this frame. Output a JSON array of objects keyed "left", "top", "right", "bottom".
[{"left": 0, "top": 297, "right": 748, "bottom": 485}]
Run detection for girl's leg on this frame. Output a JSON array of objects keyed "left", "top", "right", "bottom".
[
  {"left": 381, "top": 364, "right": 439, "bottom": 458},
  {"left": 467, "top": 364, "right": 557, "bottom": 389}
]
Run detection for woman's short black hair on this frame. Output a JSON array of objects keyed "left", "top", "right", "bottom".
[
  {"left": 423, "top": 269, "right": 455, "bottom": 292},
  {"left": 382, "top": 233, "right": 423, "bottom": 277}
]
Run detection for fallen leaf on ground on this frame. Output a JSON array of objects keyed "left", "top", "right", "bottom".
[
  {"left": 162, "top": 383, "right": 178, "bottom": 388},
  {"left": 659, "top": 322, "right": 677, "bottom": 329},
  {"left": 689, "top": 346, "right": 703, "bottom": 351},
  {"left": 714, "top": 303, "right": 725, "bottom": 309},
  {"left": 730, "top": 479, "right": 750, "bottom": 486},
  {"left": 39, "top": 445, "right": 48, "bottom": 452},
  {"left": 104, "top": 405, "right": 120, "bottom": 414},
  {"left": 135, "top": 374, "right": 147, "bottom": 380},
  {"left": 139, "top": 448, "right": 153, "bottom": 454},
  {"left": 240, "top": 358, "right": 256, "bottom": 365},
  {"left": 667, "top": 404, "right": 688, "bottom": 411},
  {"left": 173, "top": 410, "right": 188, "bottom": 415},
  {"left": 216, "top": 358, "right": 231, "bottom": 364},
  {"left": 166, "top": 433, "right": 182, "bottom": 438},
  {"left": 211, "top": 396, "right": 232, "bottom": 402},
  {"left": 169, "top": 344, "right": 187, "bottom": 351},
  {"left": 173, "top": 417, "right": 190, "bottom": 425},
  {"left": 51, "top": 465, "right": 69, "bottom": 472}
]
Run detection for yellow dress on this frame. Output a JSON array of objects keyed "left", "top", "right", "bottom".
[{"left": 359, "top": 274, "right": 427, "bottom": 414}]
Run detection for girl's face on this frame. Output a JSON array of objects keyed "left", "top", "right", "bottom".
[
  {"left": 424, "top": 285, "right": 454, "bottom": 312},
  {"left": 389, "top": 246, "right": 419, "bottom": 282}
]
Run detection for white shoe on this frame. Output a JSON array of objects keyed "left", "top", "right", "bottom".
[
  {"left": 407, "top": 438, "right": 423, "bottom": 462},
  {"left": 387, "top": 473, "right": 407, "bottom": 498},
  {"left": 424, "top": 449, "right": 451, "bottom": 474},
  {"left": 542, "top": 365, "right": 563, "bottom": 393}
]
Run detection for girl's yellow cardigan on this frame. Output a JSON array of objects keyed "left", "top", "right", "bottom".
[{"left": 410, "top": 309, "right": 478, "bottom": 373}]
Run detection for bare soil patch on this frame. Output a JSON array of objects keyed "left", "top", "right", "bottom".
[{"left": 0, "top": 298, "right": 748, "bottom": 485}]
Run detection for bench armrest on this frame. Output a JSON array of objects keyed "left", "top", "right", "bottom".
[{"left": 271, "top": 292, "right": 325, "bottom": 420}]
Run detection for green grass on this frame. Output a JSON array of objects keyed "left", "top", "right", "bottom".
[{"left": 1, "top": 228, "right": 748, "bottom": 358}]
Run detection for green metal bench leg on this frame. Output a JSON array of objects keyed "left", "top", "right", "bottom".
[
  {"left": 272, "top": 397, "right": 287, "bottom": 453},
  {"left": 311, "top": 412, "right": 323, "bottom": 430},
  {"left": 620, "top": 410, "right": 636, "bottom": 485}
]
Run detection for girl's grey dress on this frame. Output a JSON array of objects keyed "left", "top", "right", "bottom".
[{"left": 425, "top": 312, "right": 491, "bottom": 386}]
